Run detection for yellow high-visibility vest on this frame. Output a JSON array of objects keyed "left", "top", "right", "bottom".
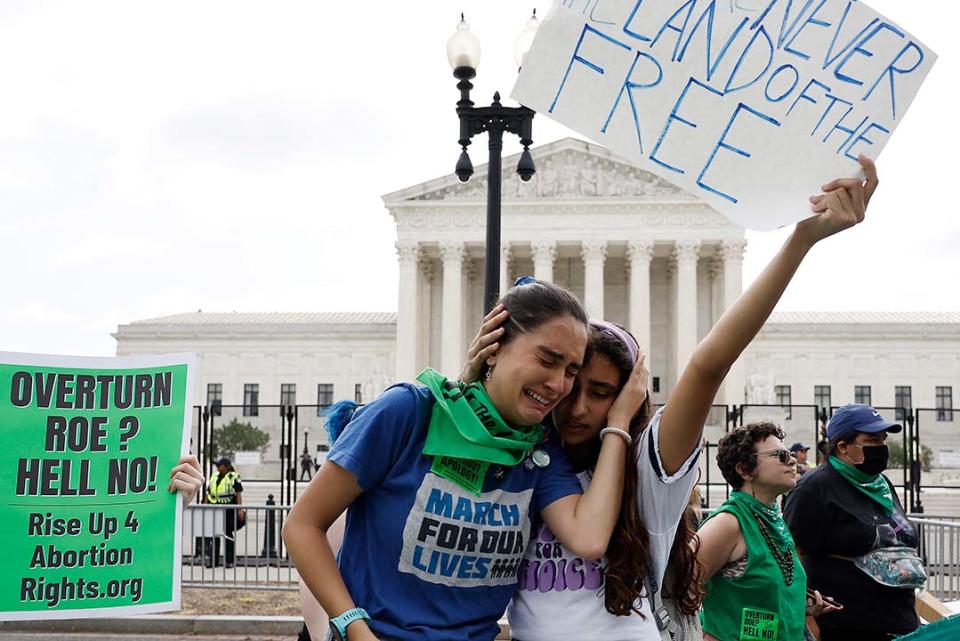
[{"left": 207, "top": 471, "right": 240, "bottom": 504}]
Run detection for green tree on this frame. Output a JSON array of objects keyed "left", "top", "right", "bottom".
[
  {"left": 921, "top": 445, "right": 934, "bottom": 472},
  {"left": 211, "top": 419, "right": 270, "bottom": 460},
  {"left": 887, "top": 440, "right": 933, "bottom": 473}
]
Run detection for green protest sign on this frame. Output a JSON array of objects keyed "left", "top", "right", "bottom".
[{"left": 0, "top": 352, "right": 195, "bottom": 620}]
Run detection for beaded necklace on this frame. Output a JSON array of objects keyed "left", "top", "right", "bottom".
[{"left": 754, "top": 513, "right": 795, "bottom": 586}]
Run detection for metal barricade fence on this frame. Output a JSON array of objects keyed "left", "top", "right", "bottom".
[
  {"left": 913, "top": 517, "right": 960, "bottom": 601},
  {"left": 182, "top": 503, "right": 299, "bottom": 590},
  {"left": 176, "top": 507, "right": 960, "bottom": 594}
]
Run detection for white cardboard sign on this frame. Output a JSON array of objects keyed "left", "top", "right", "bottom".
[{"left": 512, "top": 0, "right": 936, "bottom": 230}]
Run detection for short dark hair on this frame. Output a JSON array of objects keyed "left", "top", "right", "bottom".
[{"left": 717, "top": 421, "right": 785, "bottom": 489}]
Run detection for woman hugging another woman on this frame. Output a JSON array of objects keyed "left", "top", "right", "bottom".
[{"left": 283, "top": 280, "right": 644, "bottom": 641}]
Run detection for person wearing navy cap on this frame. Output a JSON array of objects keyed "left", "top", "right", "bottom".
[
  {"left": 789, "top": 442, "right": 811, "bottom": 475},
  {"left": 204, "top": 456, "right": 244, "bottom": 568},
  {"left": 784, "top": 405, "right": 922, "bottom": 640}
]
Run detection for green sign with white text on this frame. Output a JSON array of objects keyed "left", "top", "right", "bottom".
[{"left": 0, "top": 352, "right": 194, "bottom": 620}]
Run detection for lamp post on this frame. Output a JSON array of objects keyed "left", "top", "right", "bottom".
[{"left": 447, "top": 12, "right": 539, "bottom": 312}]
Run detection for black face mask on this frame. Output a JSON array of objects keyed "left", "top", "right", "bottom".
[{"left": 851, "top": 444, "right": 889, "bottom": 475}]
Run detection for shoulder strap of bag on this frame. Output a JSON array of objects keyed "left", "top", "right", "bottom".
[{"left": 644, "top": 571, "right": 677, "bottom": 641}]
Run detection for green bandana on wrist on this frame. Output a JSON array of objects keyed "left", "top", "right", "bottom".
[
  {"left": 417, "top": 368, "right": 543, "bottom": 496},
  {"left": 829, "top": 456, "right": 894, "bottom": 515}
]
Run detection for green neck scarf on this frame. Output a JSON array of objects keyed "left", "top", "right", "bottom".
[
  {"left": 417, "top": 368, "right": 543, "bottom": 496},
  {"left": 829, "top": 455, "right": 894, "bottom": 515},
  {"left": 729, "top": 490, "right": 793, "bottom": 551}
]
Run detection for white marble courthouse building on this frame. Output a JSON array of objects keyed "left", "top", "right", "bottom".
[{"left": 115, "top": 139, "right": 960, "bottom": 461}]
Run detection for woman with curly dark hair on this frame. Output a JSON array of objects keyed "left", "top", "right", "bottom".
[{"left": 698, "top": 423, "right": 840, "bottom": 641}]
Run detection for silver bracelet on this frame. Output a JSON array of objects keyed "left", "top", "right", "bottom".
[{"left": 599, "top": 427, "right": 631, "bottom": 445}]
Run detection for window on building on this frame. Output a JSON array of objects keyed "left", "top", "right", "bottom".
[
  {"left": 207, "top": 383, "right": 223, "bottom": 416},
  {"left": 355, "top": 383, "right": 363, "bottom": 403},
  {"left": 243, "top": 384, "right": 260, "bottom": 417},
  {"left": 281, "top": 383, "right": 296, "bottom": 408},
  {"left": 937, "top": 386, "right": 954, "bottom": 422},
  {"left": 317, "top": 384, "right": 334, "bottom": 416},
  {"left": 895, "top": 386, "right": 912, "bottom": 422},
  {"left": 855, "top": 385, "right": 871, "bottom": 406},
  {"left": 652, "top": 377, "right": 660, "bottom": 394},
  {"left": 775, "top": 385, "right": 792, "bottom": 419},
  {"left": 814, "top": 385, "right": 831, "bottom": 419}
]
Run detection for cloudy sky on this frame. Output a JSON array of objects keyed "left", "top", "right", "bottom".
[{"left": 0, "top": 0, "right": 956, "bottom": 357}]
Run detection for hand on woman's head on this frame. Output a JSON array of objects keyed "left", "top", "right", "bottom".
[
  {"left": 798, "top": 154, "right": 878, "bottom": 245},
  {"left": 459, "top": 304, "right": 508, "bottom": 384},
  {"left": 607, "top": 352, "right": 650, "bottom": 428}
]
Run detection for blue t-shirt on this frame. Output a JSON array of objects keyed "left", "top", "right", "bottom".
[{"left": 329, "top": 383, "right": 583, "bottom": 641}]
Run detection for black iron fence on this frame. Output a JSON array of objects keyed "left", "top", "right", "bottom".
[
  {"left": 653, "top": 403, "right": 951, "bottom": 511},
  {"left": 191, "top": 404, "right": 333, "bottom": 505},
  {"left": 189, "top": 403, "right": 956, "bottom": 510}
]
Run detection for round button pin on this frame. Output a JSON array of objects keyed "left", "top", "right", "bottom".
[{"left": 531, "top": 449, "right": 550, "bottom": 468}]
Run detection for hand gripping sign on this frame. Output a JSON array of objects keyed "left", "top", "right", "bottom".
[
  {"left": 512, "top": 0, "right": 936, "bottom": 230},
  {"left": 0, "top": 352, "right": 195, "bottom": 620}
]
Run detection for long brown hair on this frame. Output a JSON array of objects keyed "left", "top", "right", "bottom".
[
  {"left": 580, "top": 327, "right": 654, "bottom": 616},
  {"left": 661, "top": 497, "right": 706, "bottom": 615},
  {"left": 585, "top": 326, "right": 703, "bottom": 616}
]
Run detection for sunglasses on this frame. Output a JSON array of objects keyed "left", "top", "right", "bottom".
[{"left": 756, "top": 448, "right": 794, "bottom": 465}]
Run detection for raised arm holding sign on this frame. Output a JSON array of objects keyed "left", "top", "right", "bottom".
[{"left": 512, "top": 0, "right": 935, "bottom": 229}]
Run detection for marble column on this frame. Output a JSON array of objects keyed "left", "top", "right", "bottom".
[
  {"left": 709, "top": 255, "right": 723, "bottom": 331},
  {"left": 531, "top": 240, "right": 556, "bottom": 283},
  {"left": 721, "top": 239, "right": 747, "bottom": 404},
  {"left": 581, "top": 240, "right": 607, "bottom": 319},
  {"left": 440, "top": 242, "right": 465, "bottom": 378},
  {"left": 673, "top": 240, "right": 701, "bottom": 380},
  {"left": 395, "top": 241, "right": 420, "bottom": 381},
  {"left": 627, "top": 240, "right": 654, "bottom": 351},
  {"left": 416, "top": 253, "right": 434, "bottom": 374},
  {"left": 462, "top": 252, "right": 477, "bottom": 366},
  {"left": 499, "top": 241, "right": 512, "bottom": 299}
]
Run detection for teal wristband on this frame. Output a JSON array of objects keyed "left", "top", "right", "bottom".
[{"left": 329, "top": 607, "right": 370, "bottom": 641}]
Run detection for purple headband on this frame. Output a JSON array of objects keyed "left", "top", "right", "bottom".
[{"left": 589, "top": 319, "right": 639, "bottom": 365}]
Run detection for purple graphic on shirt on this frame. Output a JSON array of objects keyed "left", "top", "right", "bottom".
[{"left": 516, "top": 523, "right": 604, "bottom": 592}]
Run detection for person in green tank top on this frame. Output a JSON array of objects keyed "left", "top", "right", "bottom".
[{"left": 698, "top": 423, "right": 841, "bottom": 641}]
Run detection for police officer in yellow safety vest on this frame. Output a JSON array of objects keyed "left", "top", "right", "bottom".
[{"left": 204, "top": 457, "right": 244, "bottom": 568}]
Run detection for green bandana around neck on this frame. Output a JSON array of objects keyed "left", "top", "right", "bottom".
[
  {"left": 829, "top": 456, "right": 894, "bottom": 515},
  {"left": 416, "top": 368, "right": 543, "bottom": 495},
  {"left": 730, "top": 490, "right": 794, "bottom": 551}
]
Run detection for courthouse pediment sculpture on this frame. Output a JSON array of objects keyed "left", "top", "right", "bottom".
[
  {"left": 409, "top": 146, "right": 681, "bottom": 202},
  {"left": 746, "top": 372, "right": 777, "bottom": 405}
]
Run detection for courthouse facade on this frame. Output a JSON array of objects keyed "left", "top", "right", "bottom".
[{"left": 114, "top": 138, "right": 959, "bottom": 446}]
